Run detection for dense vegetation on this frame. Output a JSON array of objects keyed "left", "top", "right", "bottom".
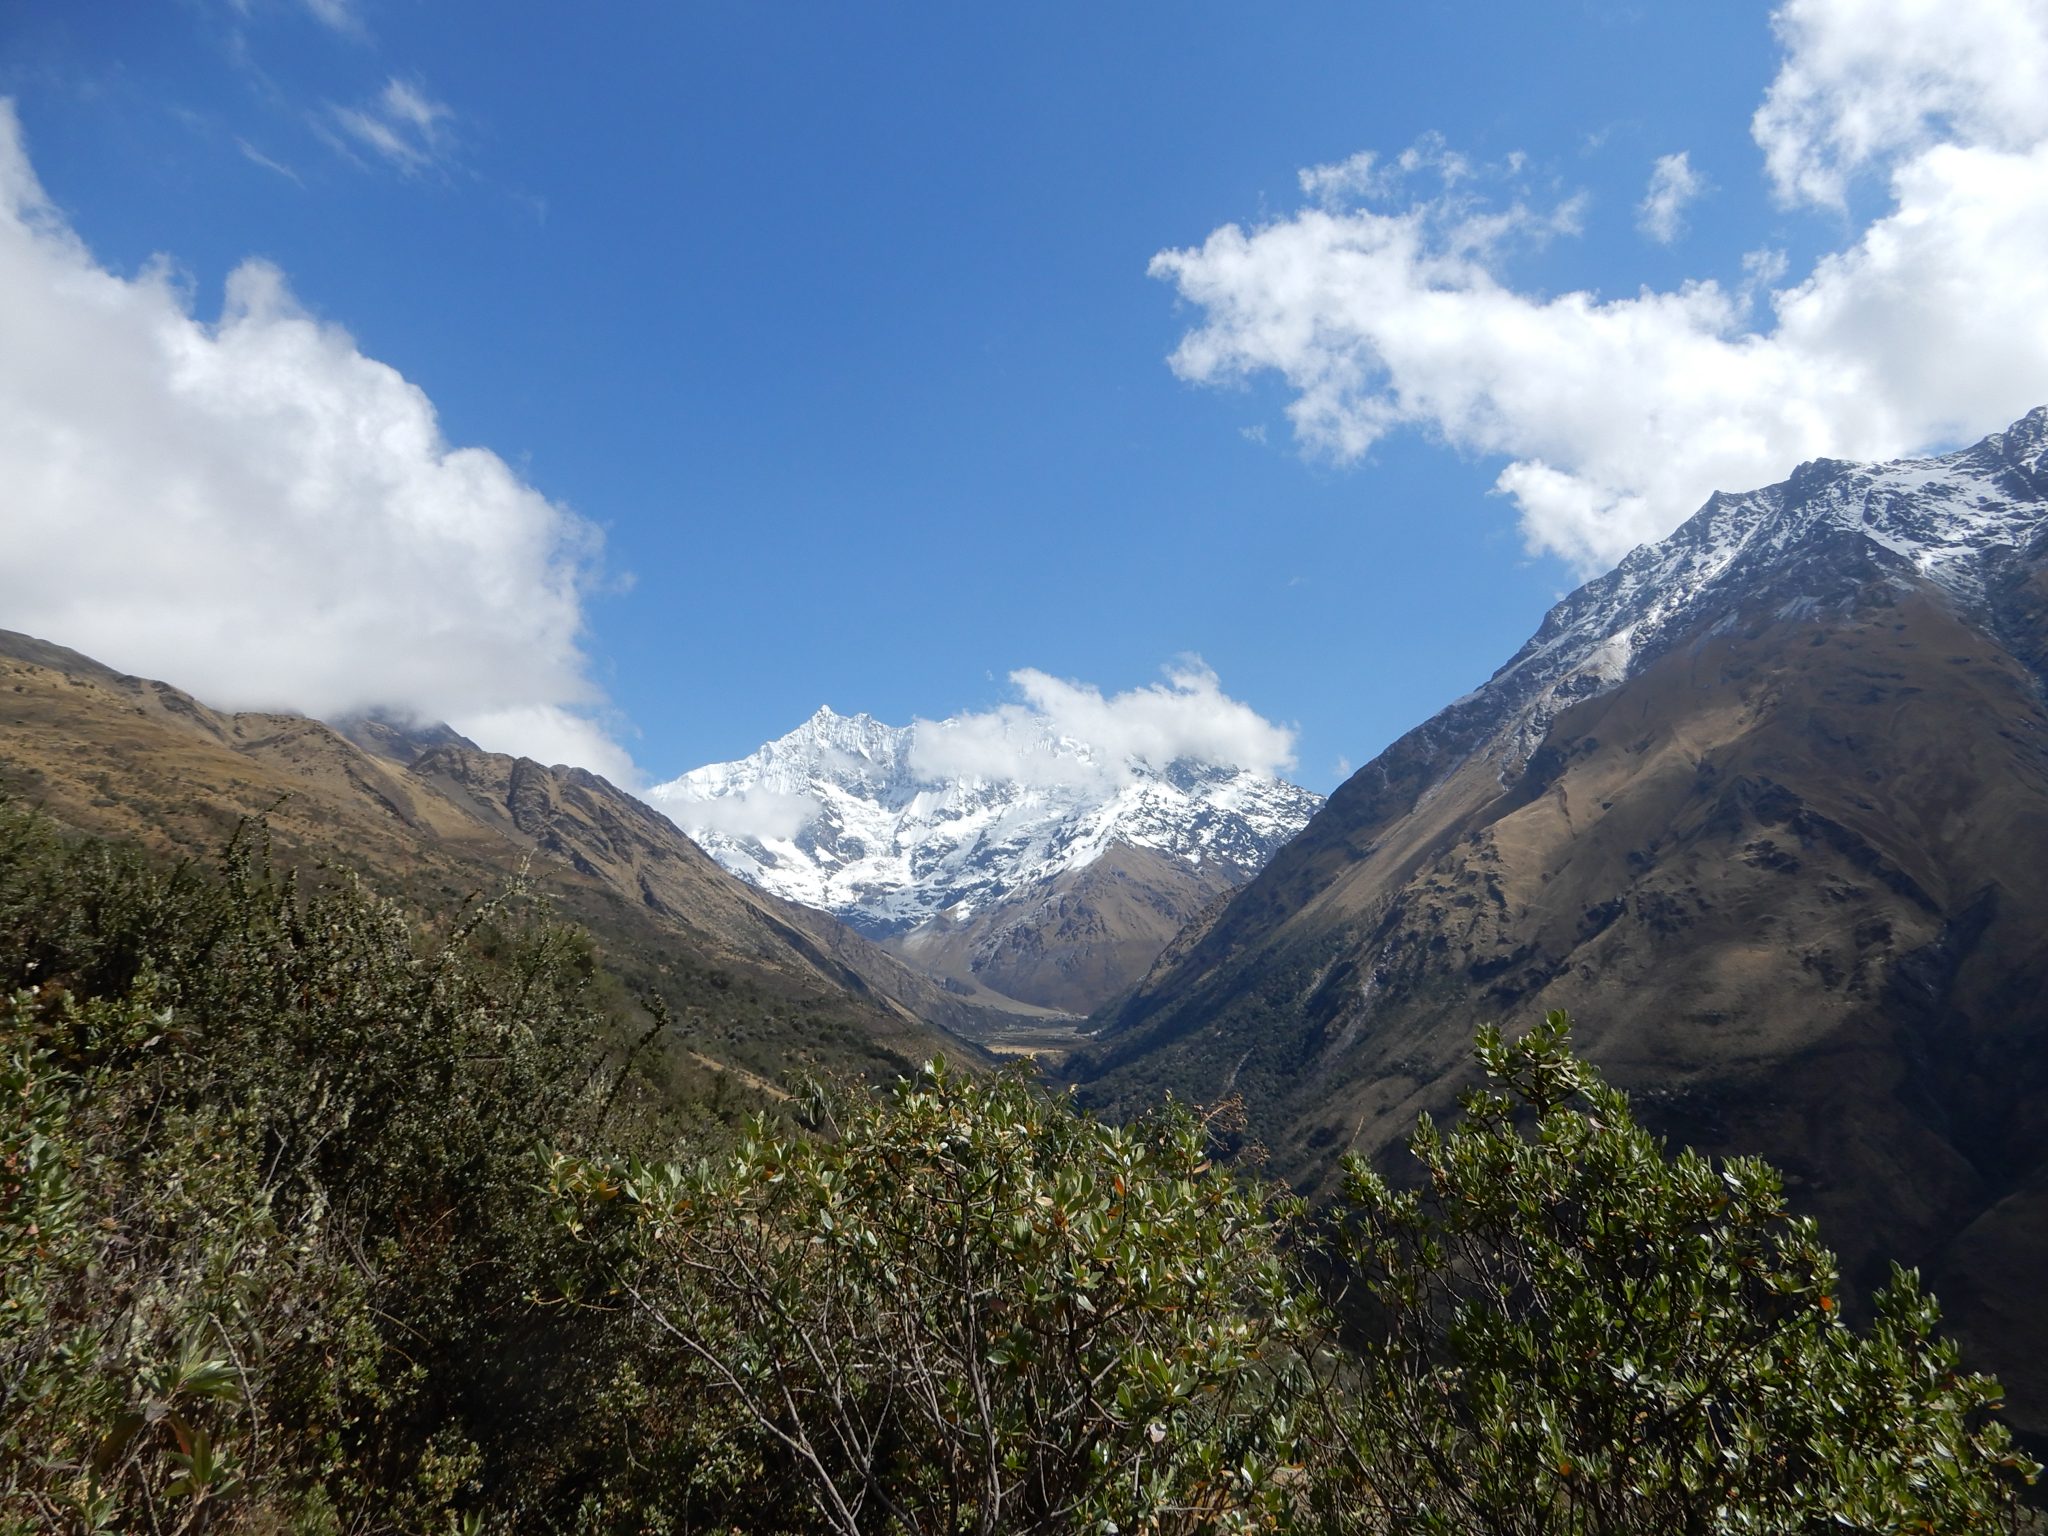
[{"left": 1, "top": 804, "right": 2037, "bottom": 1531}]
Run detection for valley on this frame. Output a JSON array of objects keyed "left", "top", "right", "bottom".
[
  {"left": 10, "top": 410, "right": 2048, "bottom": 1514},
  {"left": 13, "top": 4, "right": 2048, "bottom": 1521}
]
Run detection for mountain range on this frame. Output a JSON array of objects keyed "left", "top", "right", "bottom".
[
  {"left": 11, "top": 409, "right": 2048, "bottom": 1440},
  {"left": 0, "top": 628, "right": 1044, "bottom": 1094},
  {"left": 649, "top": 706, "right": 1320, "bottom": 1014},
  {"left": 1072, "top": 406, "right": 2048, "bottom": 1439}
]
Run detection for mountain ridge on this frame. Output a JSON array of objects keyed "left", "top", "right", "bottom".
[
  {"left": 0, "top": 629, "right": 1029, "bottom": 1080},
  {"left": 889, "top": 840, "right": 1245, "bottom": 1016},
  {"left": 650, "top": 705, "right": 1322, "bottom": 932},
  {"left": 1070, "top": 408, "right": 2048, "bottom": 1439},
  {"left": 648, "top": 701, "right": 1322, "bottom": 1017},
  {"left": 1090, "top": 407, "right": 2048, "bottom": 1043}
]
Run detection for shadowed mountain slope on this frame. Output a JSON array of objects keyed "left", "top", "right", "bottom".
[
  {"left": 0, "top": 630, "right": 1016, "bottom": 1082},
  {"left": 886, "top": 841, "right": 1243, "bottom": 1016},
  {"left": 1072, "top": 409, "right": 2048, "bottom": 1436}
]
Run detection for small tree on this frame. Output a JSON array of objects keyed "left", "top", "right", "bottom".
[
  {"left": 1318, "top": 1012, "right": 2040, "bottom": 1535},
  {"left": 549, "top": 1061, "right": 1322, "bottom": 1535}
]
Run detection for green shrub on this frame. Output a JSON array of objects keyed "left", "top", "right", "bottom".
[
  {"left": 0, "top": 806, "right": 670, "bottom": 1532},
  {"left": 4, "top": 798, "right": 2035, "bottom": 1534},
  {"left": 1, "top": 982, "right": 363, "bottom": 1533},
  {"left": 550, "top": 1062, "right": 1322, "bottom": 1534},
  {"left": 1318, "top": 1011, "right": 2040, "bottom": 1535}
]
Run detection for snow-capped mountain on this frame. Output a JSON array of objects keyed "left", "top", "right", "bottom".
[
  {"left": 1077, "top": 407, "right": 2048, "bottom": 1433},
  {"left": 646, "top": 707, "right": 1322, "bottom": 937},
  {"left": 1394, "top": 404, "right": 2048, "bottom": 789}
]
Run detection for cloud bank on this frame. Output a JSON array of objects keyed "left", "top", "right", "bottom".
[
  {"left": 1753, "top": 0, "right": 2048, "bottom": 207},
  {"left": 908, "top": 664, "right": 1298, "bottom": 787},
  {"left": 1152, "top": 0, "right": 2048, "bottom": 574},
  {"left": 0, "top": 102, "right": 633, "bottom": 783}
]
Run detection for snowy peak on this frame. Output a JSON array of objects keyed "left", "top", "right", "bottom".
[
  {"left": 1455, "top": 408, "right": 2048, "bottom": 780},
  {"left": 646, "top": 708, "right": 1322, "bottom": 936},
  {"left": 665, "top": 706, "right": 914, "bottom": 801}
]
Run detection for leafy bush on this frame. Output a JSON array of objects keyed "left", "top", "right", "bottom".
[
  {"left": 550, "top": 1063, "right": 1322, "bottom": 1534},
  {"left": 0, "top": 806, "right": 673, "bottom": 1532},
  {"left": 1319, "top": 1011, "right": 2040, "bottom": 1534},
  {"left": 3, "top": 980, "right": 359, "bottom": 1533},
  {"left": 556, "top": 1017, "right": 2041, "bottom": 1534},
  {"left": 3, "top": 799, "right": 2035, "bottom": 1533}
]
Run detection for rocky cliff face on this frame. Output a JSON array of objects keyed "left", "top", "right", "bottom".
[{"left": 1073, "top": 408, "right": 2048, "bottom": 1437}]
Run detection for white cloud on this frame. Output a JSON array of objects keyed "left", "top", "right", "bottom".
[
  {"left": 1754, "top": 0, "right": 2048, "bottom": 207},
  {"left": 1295, "top": 136, "right": 1574, "bottom": 257},
  {"left": 1636, "top": 151, "right": 1704, "bottom": 243},
  {"left": 224, "top": 0, "right": 365, "bottom": 31},
  {"left": 0, "top": 102, "right": 633, "bottom": 781},
  {"left": 300, "top": 0, "right": 366, "bottom": 36},
  {"left": 329, "top": 77, "right": 452, "bottom": 175},
  {"left": 657, "top": 786, "right": 822, "bottom": 843},
  {"left": 1299, "top": 150, "right": 1392, "bottom": 206},
  {"left": 1739, "top": 246, "right": 1789, "bottom": 304},
  {"left": 236, "top": 137, "right": 302, "bottom": 184},
  {"left": 455, "top": 706, "right": 639, "bottom": 789},
  {"left": 907, "top": 663, "right": 1298, "bottom": 787},
  {"left": 1152, "top": 0, "right": 2048, "bottom": 575}
]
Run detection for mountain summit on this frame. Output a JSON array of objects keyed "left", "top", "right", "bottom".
[
  {"left": 1073, "top": 406, "right": 2048, "bottom": 1436},
  {"left": 647, "top": 703, "right": 1321, "bottom": 1014}
]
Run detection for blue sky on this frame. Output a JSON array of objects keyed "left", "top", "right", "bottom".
[{"left": 5, "top": 1, "right": 2047, "bottom": 792}]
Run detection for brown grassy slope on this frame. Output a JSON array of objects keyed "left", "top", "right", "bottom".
[
  {"left": 887, "top": 842, "right": 1242, "bottom": 1017},
  {"left": 0, "top": 629, "right": 1007, "bottom": 1080},
  {"left": 1075, "top": 546, "right": 2048, "bottom": 1435}
]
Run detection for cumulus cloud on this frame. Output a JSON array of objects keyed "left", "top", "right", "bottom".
[
  {"left": 668, "top": 788, "right": 823, "bottom": 843},
  {"left": 0, "top": 102, "right": 633, "bottom": 781},
  {"left": 1636, "top": 151, "right": 1704, "bottom": 243},
  {"left": 907, "top": 664, "right": 1298, "bottom": 787},
  {"left": 1754, "top": 0, "right": 2048, "bottom": 207},
  {"left": 1152, "top": 0, "right": 2048, "bottom": 574},
  {"left": 329, "top": 77, "right": 452, "bottom": 174}
]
